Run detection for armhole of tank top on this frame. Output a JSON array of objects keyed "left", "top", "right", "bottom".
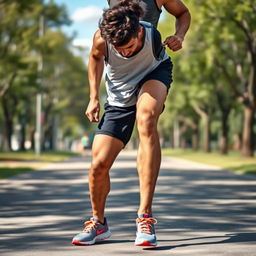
[
  {"left": 151, "top": 26, "right": 164, "bottom": 61},
  {"left": 105, "top": 41, "right": 109, "bottom": 63},
  {"left": 153, "top": 0, "right": 162, "bottom": 13}
]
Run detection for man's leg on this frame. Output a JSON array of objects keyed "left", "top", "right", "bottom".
[
  {"left": 89, "top": 134, "right": 124, "bottom": 223},
  {"left": 72, "top": 134, "right": 123, "bottom": 245},
  {"left": 136, "top": 80, "right": 167, "bottom": 215}
]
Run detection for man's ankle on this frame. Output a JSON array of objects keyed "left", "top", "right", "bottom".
[
  {"left": 137, "top": 212, "right": 153, "bottom": 218},
  {"left": 92, "top": 216, "right": 105, "bottom": 224}
]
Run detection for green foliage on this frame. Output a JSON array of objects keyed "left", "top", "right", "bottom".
[
  {"left": 0, "top": 0, "right": 89, "bottom": 151},
  {"left": 158, "top": 0, "right": 255, "bottom": 154}
]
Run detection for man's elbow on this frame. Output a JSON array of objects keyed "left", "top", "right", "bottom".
[{"left": 177, "top": 8, "right": 191, "bottom": 20}]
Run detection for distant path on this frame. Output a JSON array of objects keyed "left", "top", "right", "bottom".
[{"left": 0, "top": 151, "right": 256, "bottom": 256}]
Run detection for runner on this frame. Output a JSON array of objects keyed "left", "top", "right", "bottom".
[{"left": 72, "top": 0, "right": 189, "bottom": 247}]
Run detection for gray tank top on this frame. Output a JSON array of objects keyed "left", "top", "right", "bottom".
[
  {"left": 105, "top": 21, "right": 169, "bottom": 107},
  {"left": 108, "top": 0, "right": 161, "bottom": 27}
]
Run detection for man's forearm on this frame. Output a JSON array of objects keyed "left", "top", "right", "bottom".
[{"left": 175, "top": 10, "right": 191, "bottom": 39}]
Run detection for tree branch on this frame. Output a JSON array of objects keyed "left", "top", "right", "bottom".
[
  {"left": 0, "top": 68, "right": 17, "bottom": 97},
  {"left": 177, "top": 115, "right": 197, "bottom": 130},
  {"left": 231, "top": 18, "right": 256, "bottom": 63},
  {"left": 214, "top": 57, "right": 243, "bottom": 99},
  {"left": 191, "top": 103, "right": 207, "bottom": 119}
]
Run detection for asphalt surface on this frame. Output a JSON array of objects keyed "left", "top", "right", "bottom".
[{"left": 0, "top": 150, "right": 256, "bottom": 256}]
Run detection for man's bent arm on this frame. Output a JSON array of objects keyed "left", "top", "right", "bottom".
[
  {"left": 88, "top": 30, "right": 106, "bottom": 100},
  {"left": 86, "top": 30, "right": 106, "bottom": 122},
  {"left": 162, "top": 0, "right": 191, "bottom": 51}
]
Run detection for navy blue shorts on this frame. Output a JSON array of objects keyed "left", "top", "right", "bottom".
[{"left": 96, "top": 58, "right": 173, "bottom": 146}]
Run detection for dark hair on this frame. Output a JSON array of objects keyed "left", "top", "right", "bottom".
[{"left": 99, "top": 0, "right": 144, "bottom": 46}]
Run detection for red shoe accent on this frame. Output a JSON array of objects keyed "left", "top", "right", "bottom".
[
  {"left": 72, "top": 240, "right": 87, "bottom": 245},
  {"left": 136, "top": 240, "right": 156, "bottom": 247},
  {"left": 96, "top": 228, "right": 105, "bottom": 235}
]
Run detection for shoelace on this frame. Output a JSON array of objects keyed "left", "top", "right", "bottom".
[
  {"left": 82, "top": 220, "right": 99, "bottom": 233},
  {"left": 136, "top": 217, "right": 157, "bottom": 234}
]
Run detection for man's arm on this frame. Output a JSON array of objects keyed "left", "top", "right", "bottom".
[
  {"left": 161, "top": 0, "right": 191, "bottom": 51},
  {"left": 85, "top": 29, "right": 106, "bottom": 122}
]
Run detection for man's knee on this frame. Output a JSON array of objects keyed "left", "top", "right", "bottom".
[
  {"left": 90, "top": 157, "right": 111, "bottom": 177},
  {"left": 136, "top": 110, "right": 158, "bottom": 137}
]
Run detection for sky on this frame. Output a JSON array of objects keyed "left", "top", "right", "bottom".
[
  {"left": 45, "top": 0, "right": 167, "bottom": 61},
  {"left": 47, "top": 0, "right": 109, "bottom": 50}
]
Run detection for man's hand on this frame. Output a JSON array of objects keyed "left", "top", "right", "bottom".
[
  {"left": 163, "top": 35, "right": 184, "bottom": 51},
  {"left": 85, "top": 99, "right": 100, "bottom": 122}
]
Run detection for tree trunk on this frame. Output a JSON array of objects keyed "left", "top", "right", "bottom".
[
  {"left": 192, "top": 105, "right": 211, "bottom": 153},
  {"left": 220, "top": 110, "right": 230, "bottom": 155},
  {"left": 173, "top": 119, "right": 180, "bottom": 149},
  {"left": 1, "top": 97, "right": 13, "bottom": 151},
  {"left": 30, "top": 128, "right": 35, "bottom": 150},
  {"left": 203, "top": 115, "right": 211, "bottom": 153},
  {"left": 180, "top": 137, "right": 186, "bottom": 149},
  {"left": 192, "top": 127, "right": 199, "bottom": 150},
  {"left": 233, "top": 133, "right": 242, "bottom": 151},
  {"left": 169, "top": 126, "right": 174, "bottom": 149},
  {"left": 19, "top": 120, "right": 26, "bottom": 151},
  {"left": 241, "top": 105, "right": 254, "bottom": 156},
  {"left": 180, "top": 123, "right": 187, "bottom": 149}
]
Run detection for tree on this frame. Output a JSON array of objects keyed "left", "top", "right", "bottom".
[
  {"left": 197, "top": 0, "right": 256, "bottom": 156},
  {"left": 0, "top": 0, "right": 70, "bottom": 151}
]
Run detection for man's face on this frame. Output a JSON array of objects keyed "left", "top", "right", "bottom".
[{"left": 114, "top": 35, "right": 140, "bottom": 57}]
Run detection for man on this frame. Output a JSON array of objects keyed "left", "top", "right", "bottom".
[
  {"left": 72, "top": 0, "right": 190, "bottom": 247},
  {"left": 81, "top": 133, "right": 90, "bottom": 155},
  {"left": 108, "top": 0, "right": 191, "bottom": 52}
]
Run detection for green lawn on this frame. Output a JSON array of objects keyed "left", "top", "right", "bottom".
[
  {"left": 162, "top": 149, "right": 256, "bottom": 175},
  {"left": 0, "top": 150, "right": 79, "bottom": 162},
  {"left": 0, "top": 167, "right": 35, "bottom": 179},
  {"left": 0, "top": 150, "right": 80, "bottom": 179}
]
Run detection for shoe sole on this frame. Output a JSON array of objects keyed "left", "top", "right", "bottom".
[
  {"left": 72, "top": 230, "right": 111, "bottom": 245},
  {"left": 135, "top": 240, "right": 157, "bottom": 247}
]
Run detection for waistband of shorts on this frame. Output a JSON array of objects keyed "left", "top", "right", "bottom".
[{"left": 104, "top": 102, "right": 137, "bottom": 110}]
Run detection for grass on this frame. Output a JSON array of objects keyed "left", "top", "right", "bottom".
[
  {"left": 0, "top": 150, "right": 80, "bottom": 162},
  {"left": 162, "top": 149, "right": 256, "bottom": 175},
  {"left": 0, "top": 150, "right": 80, "bottom": 179},
  {"left": 0, "top": 167, "right": 35, "bottom": 179}
]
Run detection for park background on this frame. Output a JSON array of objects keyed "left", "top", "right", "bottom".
[{"left": 0, "top": 0, "right": 256, "bottom": 176}]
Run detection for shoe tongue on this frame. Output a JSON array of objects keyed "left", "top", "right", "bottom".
[
  {"left": 91, "top": 217, "right": 105, "bottom": 225},
  {"left": 91, "top": 217, "right": 100, "bottom": 223},
  {"left": 138, "top": 213, "right": 152, "bottom": 218}
]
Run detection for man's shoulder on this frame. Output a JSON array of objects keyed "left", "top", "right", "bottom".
[
  {"left": 93, "top": 30, "right": 105, "bottom": 45},
  {"left": 92, "top": 30, "right": 106, "bottom": 56}
]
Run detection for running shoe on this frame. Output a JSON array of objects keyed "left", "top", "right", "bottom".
[
  {"left": 72, "top": 217, "right": 111, "bottom": 245},
  {"left": 135, "top": 213, "right": 157, "bottom": 246}
]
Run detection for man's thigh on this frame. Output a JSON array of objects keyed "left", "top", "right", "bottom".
[
  {"left": 137, "top": 80, "right": 167, "bottom": 117},
  {"left": 96, "top": 103, "right": 137, "bottom": 146}
]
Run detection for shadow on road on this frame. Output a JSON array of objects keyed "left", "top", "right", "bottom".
[
  {"left": 0, "top": 154, "right": 256, "bottom": 253},
  {"left": 143, "top": 233, "right": 256, "bottom": 251}
]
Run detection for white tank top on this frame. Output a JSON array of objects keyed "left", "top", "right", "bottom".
[{"left": 105, "top": 21, "right": 168, "bottom": 107}]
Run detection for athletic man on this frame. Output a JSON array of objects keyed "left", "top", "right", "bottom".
[
  {"left": 108, "top": 0, "right": 191, "bottom": 52},
  {"left": 72, "top": 0, "right": 189, "bottom": 247}
]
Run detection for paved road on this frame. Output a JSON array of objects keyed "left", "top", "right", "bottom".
[{"left": 0, "top": 151, "right": 256, "bottom": 256}]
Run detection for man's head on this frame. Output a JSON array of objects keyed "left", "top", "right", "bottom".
[{"left": 99, "top": 0, "right": 144, "bottom": 49}]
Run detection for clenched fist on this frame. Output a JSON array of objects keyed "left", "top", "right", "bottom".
[
  {"left": 85, "top": 99, "right": 100, "bottom": 122},
  {"left": 163, "top": 35, "right": 184, "bottom": 51}
]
